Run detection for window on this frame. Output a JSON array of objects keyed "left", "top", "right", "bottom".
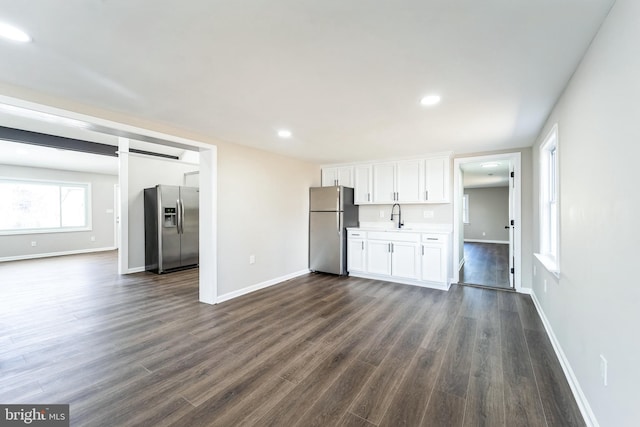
[
  {"left": 462, "top": 194, "right": 470, "bottom": 224},
  {"left": 537, "top": 125, "right": 559, "bottom": 276},
  {"left": 0, "top": 178, "right": 91, "bottom": 234}
]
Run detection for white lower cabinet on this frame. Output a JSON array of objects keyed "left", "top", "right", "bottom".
[
  {"left": 347, "top": 229, "right": 450, "bottom": 290},
  {"left": 347, "top": 236, "right": 367, "bottom": 273}
]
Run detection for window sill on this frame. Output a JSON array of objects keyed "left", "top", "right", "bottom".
[{"left": 534, "top": 253, "right": 560, "bottom": 279}]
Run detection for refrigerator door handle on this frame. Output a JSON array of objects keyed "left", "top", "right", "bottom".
[
  {"left": 177, "top": 199, "right": 182, "bottom": 234},
  {"left": 336, "top": 211, "right": 341, "bottom": 234}
]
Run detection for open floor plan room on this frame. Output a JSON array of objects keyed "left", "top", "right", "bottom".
[{"left": 0, "top": 252, "right": 583, "bottom": 426}]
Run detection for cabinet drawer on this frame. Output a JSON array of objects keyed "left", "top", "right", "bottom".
[
  {"left": 348, "top": 230, "right": 367, "bottom": 238},
  {"left": 368, "top": 231, "right": 420, "bottom": 242},
  {"left": 422, "top": 234, "right": 446, "bottom": 243}
]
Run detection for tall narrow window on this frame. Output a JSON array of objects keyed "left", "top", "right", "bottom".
[
  {"left": 0, "top": 179, "right": 91, "bottom": 234},
  {"left": 537, "top": 125, "right": 559, "bottom": 275}
]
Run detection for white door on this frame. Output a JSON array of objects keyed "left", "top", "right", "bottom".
[
  {"left": 354, "top": 165, "right": 372, "bottom": 204},
  {"left": 373, "top": 163, "right": 396, "bottom": 203},
  {"left": 391, "top": 242, "right": 419, "bottom": 279},
  {"left": 425, "top": 157, "right": 448, "bottom": 202},
  {"left": 337, "top": 167, "right": 354, "bottom": 188},
  {"left": 508, "top": 162, "right": 515, "bottom": 288},
  {"left": 367, "top": 240, "right": 392, "bottom": 275},
  {"left": 347, "top": 238, "right": 366, "bottom": 273},
  {"left": 395, "top": 160, "right": 422, "bottom": 203},
  {"left": 422, "top": 243, "right": 444, "bottom": 282},
  {"left": 321, "top": 168, "right": 337, "bottom": 187}
]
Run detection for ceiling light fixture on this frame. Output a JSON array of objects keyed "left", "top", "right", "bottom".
[
  {"left": 277, "top": 129, "right": 292, "bottom": 139},
  {"left": 0, "top": 22, "right": 31, "bottom": 43},
  {"left": 420, "top": 94, "right": 441, "bottom": 107},
  {"left": 481, "top": 162, "right": 500, "bottom": 168}
]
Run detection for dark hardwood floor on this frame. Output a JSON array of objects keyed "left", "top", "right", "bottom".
[
  {"left": 460, "top": 242, "right": 511, "bottom": 289},
  {"left": 0, "top": 251, "right": 585, "bottom": 426}
]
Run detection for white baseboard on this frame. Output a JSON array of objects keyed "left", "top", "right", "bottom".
[
  {"left": 349, "top": 272, "right": 450, "bottom": 291},
  {"left": 530, "top": 291, "right": 599, "bottom": 427},
  {"left": 216, "top": 269, "right": 310, "bottom": 304},
  {"left": 127, "top": 266, "right": 146, "bottom": 274},
  {"left": 464, "top": 239, "right": 509, "bottom": 244},
  {"left": 0, "top": 246, "right": 117, "bottom": 263}
]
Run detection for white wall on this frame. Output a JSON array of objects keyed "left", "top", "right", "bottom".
[
  {"left": 127, "top": 153, "right": 199, "bottom": 270},
  {"left": 216, "top": 142, "right": 319, "bottom": 297},
  {"left": 359, "top": 203, "right": 452, "bottom": 226},
  {"left": 0, "top": 164, "right": 117, "bottom": 260},
  {"left": 531, "top": 0, "right": 639, "bottom": 425},
  {"left": 464, "top": 187, "right": 509, "bottom": 242}
]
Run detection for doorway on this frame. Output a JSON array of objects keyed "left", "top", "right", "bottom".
[{"left": 453, "top": 153, "right": 521, "bottom": 291}]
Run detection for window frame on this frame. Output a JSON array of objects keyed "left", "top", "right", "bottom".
[
  {"left": 0, "top": 177, "right": 92, "bottom": 235},
  {"left": 536, "top": 124, "right": 560, "bottom": 277},
  {"left": 462, "top": 193, "right": 470, "bottom": 224}
]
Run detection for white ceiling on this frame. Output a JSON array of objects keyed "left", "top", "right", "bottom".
[
  {"left": 462, "top": 160, "right": 510, "bottom": 188},
  {"left": 0, "top": 0, "right": 614, "bottom": 164}
]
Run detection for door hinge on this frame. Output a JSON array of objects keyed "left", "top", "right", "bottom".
[
  {"left": 510, "top": 171, "right": 514, "bottom": 178},
  {"left": 510, "top": 267, "right": 515, "bottom": 274},
  {"left": 510, "top": 219, "right": 515, "bottom": 226}
]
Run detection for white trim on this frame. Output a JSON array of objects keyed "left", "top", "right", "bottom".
[
  {"left": 118, "top": 138, "right": 129, "bottom": 275},
  {"left": 516, "top": 287, "right": 532, "bottom": 295},
  {"left": 348, "top": 272, "right": 450, "bottom": 291},
  {"left": 0, "top": 246, "right": 116, "bottom": 263},
  {"left": 216, "top": 269, "right": 310, "bottom": 304},
  {"left": 453, "top": 152, "right": 522, "bottom": 291},
  {"left": 127, "top": 266, "right": 146, "bottom": 274},
  {"left": 463, "top": 239, "right": 509, "bottom": 244},
  {"left": 458, "top": 257, "right": 465, "bottom": 271},
  {"left": 530, "top": 291, "right": 599, "bottom": 427},
  {"left": 534, "top": 253, "right": 560, "bottom": 279}
]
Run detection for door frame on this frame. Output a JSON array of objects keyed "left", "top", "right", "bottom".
[{"left": 452, "top": 152, "right": 522, "bottom": 291}]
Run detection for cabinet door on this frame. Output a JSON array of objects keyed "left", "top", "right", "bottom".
[
  {"left": 321, "top": 168, "right": 337, "bottom": 187},
  {"left": 421, "top": 243, "right": 445, "bottom": 282},
  {"left": 354, "top": 165, "right": 372, "bottom": 204},
  {"left": 372, "top": 162, "right": 396, "bottom": 204},
  {"left": 396, "top": 160, "right": 423, "bottom": 203},
  {"left": 337, "top": 167, "right": 354, "bottom": 188},
  {"left": 347, "top": 238, "right": 366, "bottom": 273},
  {"left": 392, "top": 241, "right": 420, "bottom": 279},
  {"left": 367, "top": 240, "right": 392, "bottom": 275},
  {"left": 424, "top": 157, "right": 450, "bottom": 202}
]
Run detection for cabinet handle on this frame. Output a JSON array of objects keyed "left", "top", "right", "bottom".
[
  {"left": 367, "top": 193, "right": 370, "bottom": 202},
  {"left": 427, "top": 237, "right": 438, "bottom": 241},
  {"left": 425, "top": 190, "right": 429, "bottom": 200},
  {"left": 391, "top": 243, "right": 394, "bottom": 253},
  {"left": 422, "top": 245, "right": 424, "bottom": 256},
  {"left": 361, "top": 241, "right": 364, "bottom": 250},
  {"left": 388, "top": 243, "right": 391, "bottom": 252}
]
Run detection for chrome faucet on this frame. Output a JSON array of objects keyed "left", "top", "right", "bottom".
[{"left": 390, "top": 203, "right": 403, "bottom": 228}]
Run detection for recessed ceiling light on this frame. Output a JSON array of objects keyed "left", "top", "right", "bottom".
[
  {"left": 481, "top": 162, "right": 500, "bottom": 168},
  {"left": 277, "top": 129, "right": 292, "bottom": 139},
  {"left": 420, "top": 94, "right": 441, "bottom": 107},
  {"left": 0, "top": 22, "right": 31, "bottom": 43}
]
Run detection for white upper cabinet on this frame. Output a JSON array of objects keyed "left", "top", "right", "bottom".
[
  {"left": 354, "top": 165, "right": 373, "bottom": 204},
  {"left": 321, "top": 166, "right": 354, "bottom": 187},
  {"left": 372, "top": 162, "right": 396, "bottom": 203},
  {"left": 372, "top": 160, "right": 422, "bottom": 203},
  {"left": 395, "top": 160, "right": 423, "bottom": 203},
  {"left": 322, "top": 154, "right": 450, "bottom": 204},
  {"left": 423, "top": 156, "right": 450, "bottom": 203}
]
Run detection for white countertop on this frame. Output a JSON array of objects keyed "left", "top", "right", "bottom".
[{"left": 348, "top": 222, "right": 452, "bottom": 233}]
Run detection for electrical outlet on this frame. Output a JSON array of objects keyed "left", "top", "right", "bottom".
[
  {"left": 380, "top": 210, "right": 385, "bottom": 218},
  {"left": 423, "top": 210, "right": 434, "bottom": 219},
  {"left": 91, "top": 236, "right": 96, "bottom": 242},
  {"left": 600, "top": 355, "right": 608, "bottom": 386},
  {"left": 544, "top": 279, "right": 547, "bottom": 293},
  {"left": 31, "top": 241, "right": 37, "bottom": 247},
  {"left": 249, "top": 255, "right": 256, "bottom": 265},
  {"left": 482, "top": 232, "right": 486, "bottom": 236}
]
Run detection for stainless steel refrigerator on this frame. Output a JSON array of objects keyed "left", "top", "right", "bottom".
[
  {"left": 144, "top": 185, "right": 199, "bottom": 273},
  {"left": 309, "top": 186, "right": 359, "bottom": 275}
]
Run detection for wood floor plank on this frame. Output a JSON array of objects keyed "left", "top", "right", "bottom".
[{"left": 0, "top": 252, "right": 585, "bottom": 427}]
